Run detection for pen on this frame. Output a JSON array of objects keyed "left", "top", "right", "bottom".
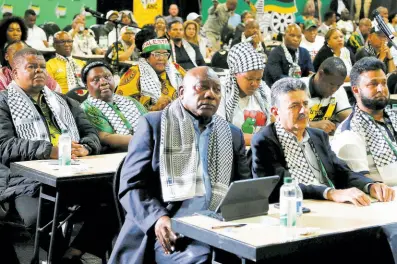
[{"left": 211, "top": 224, "right": 246, "bottom": 229}]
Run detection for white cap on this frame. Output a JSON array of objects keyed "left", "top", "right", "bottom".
[
  {"left": 106, "top": 10, "right": 119, "bottom": 20},
  {"left": 186, "top": 12, "right": 201, "bottom": 21}
]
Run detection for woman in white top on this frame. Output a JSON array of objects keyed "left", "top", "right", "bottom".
[{"left": 313, "top": 28, "right": 355, "bottom": 82}]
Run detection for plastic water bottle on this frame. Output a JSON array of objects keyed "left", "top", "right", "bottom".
[
  {"left": 279, "top": 177, "right": 297, "bottom": 240},
  {"left": 58, "top": 129, "right": 71, "bottom": 166},
  {"left": 48, "top": 35, "right": 54, "bottom": 47}
]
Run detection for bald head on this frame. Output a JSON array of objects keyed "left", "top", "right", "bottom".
[
  {"left": 377, "top": 6, "right": 389, "bottom": 22},
  {"left": 359, "top": 18, "right": 372, "bottom": 36},
  {"left": 169, "top": 4, "right": 179, "bottom": 16},
  {"left": 284, "top": 24, "right": 302, "bottom": 49},
  {"left": 226, "top": 0, "right": 237, "bottom": 12},
  {"left": 244, "top": 19, "right": 260, "bottom": 41},
  {"left": 181, "top": 66, "right": 221, "bottom": 118},
  {"left": 5, "top": 41, "right": 28, "bottom": 67},
  {"left": 54, "top": 31, "right": 73, "bottom": 57}
]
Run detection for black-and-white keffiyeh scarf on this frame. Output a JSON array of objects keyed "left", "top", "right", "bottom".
[
  {"left": 171, "top": 39, "right": 197, "bottom": 67},
  {"left": 7, "top": 81, "right": 80, "bottom": 142},
  {"left": 159, "top": 99, "right": 233, "bottom": 211},
  {"left": 275, "top": 121, "right": 316, "bottom": 184},
  {"left": 281, "top": 43, "right": 301, "bottom": 78},
  {"left": 364, "top": 42, "right": 377, "bottom": 57},
  {"left": 55, "top": 53, "right": 84, "bottom": 91},
  {"left": 85, "top": 94, "right": 143, "bottom": 135},
  {"left": 350, "top": 105, "right": 397, "bottom": 168},
  {"left": 223, "top": 42, "right": 270, "bottom": 123},
  {"left": 241, "top": 33, "right": 265, "bottom": 54},
  {"left": 137, "top": 58, "right": 183, "bottom": 103}
]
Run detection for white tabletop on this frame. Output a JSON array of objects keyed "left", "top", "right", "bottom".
[{"left": 72, "top": 54, "right": 105, "bottom": 60}]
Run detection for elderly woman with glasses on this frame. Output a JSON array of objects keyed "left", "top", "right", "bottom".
[{"left": 116, "top": 29, "right": 185, "bottom": 111}]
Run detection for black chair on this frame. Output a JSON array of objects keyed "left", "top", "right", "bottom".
[
  {"left": 113, "top": 157, "right": 126, "bottom": 230},
  {"left": 39, "top": 22, "right": 61, "bottom": 40},
  {"left": 65, "top": 87, "right": 88, "bottom": 103},
  {"left": 90, "top": 24, "right": 110, "bottom": 43}
]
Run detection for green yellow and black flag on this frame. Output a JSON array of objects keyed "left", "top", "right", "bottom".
[{"left": 264, "top": 0, "right": 297, "bottom": 14}]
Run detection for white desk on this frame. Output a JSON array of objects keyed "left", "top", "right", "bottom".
[{"left": 72, "top": 54, "right": 105, "bottom": 61}]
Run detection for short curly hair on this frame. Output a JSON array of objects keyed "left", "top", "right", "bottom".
[{"left": 0, "top": 17, "right": 28, "bottom": 48}]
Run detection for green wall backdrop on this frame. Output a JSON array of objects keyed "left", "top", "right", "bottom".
[
  {"left": 4, "top": 0, "right": 97, "bottom": 29},
  {"left": 201, "top": 0, "right": 331, "bottom": 24}
]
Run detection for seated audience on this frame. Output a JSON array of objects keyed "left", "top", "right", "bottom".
[
  {"left": 106, "top": 26, "right": 139, "bottom": 68},
  {"left": 69, "top": 16, "right": 104, "bottom": 56},
  {"left": 109, "top": 66, "right": 250, "bottom": 264},
  {"left": 217, "top": 42, "right": 270, "bottom": 146},
  {"left": 24, "top": 9, "right": 48, "bottom": 50},
  {"left": 165, "top": 4, "right": 183, "bottom": 24},
  {"left": 355, "top": 28, "right": 396, "bottom": 74},
  {"left": 116, "top": 29, "right": 185, "bottom": 111},
  {"left": 2, "top": 12, "right": 12, "bottom": 20},
  {"left": 186, "top": 12, "right": 202, "bottom": 26},
  {"left": 264, "top": 24, "right": 314, "bottom": 87},
  {"left": 313, "top": 28, "right": 355, "bottom": 81},
  {"left": 347, "top": 18, "right": 372, "bottom": 54},
  {"left": 300, "top": 19, "right": 325, "bottom": 61},
  {"left": 106, "top": 10, "right": 120, "bottom": 46},
  {"left": 119, "top": 10, "right": 139, "bottom": 27},
  {"left": 0, "top": 48, "right": 116, "bottom": 263},
  {"left": 154, "top": 15, "right": 167, "bottom": 38},
  {"left": 183, "top": 20, "right": 208, "bottom": 59},
  {"left": 373, "top": 7, "right": 397, "bottom": 37},
  {"left": 318, "top": 11, "right": 336, "bottom": 36},
  {"left": 233, "top": 10, "right": 254, "bottom": 43},
  {"left": 0, "top": 41, "right": 59, "bottom": 91},
  {"left": 251, "top": 77, "right": 395, "bottom": 204},
  {"left": 0, "top": 16, "right": 28, "bottom": 65},
  {"left": 336, "top": 8, "right": 355, "bottom": 42},
  {"left": 68, "top": 14, "right": 96, "bottom": 39},
  {"left": 46, "top": 31, "right": 86, "bottom": 94},
  {"left": 332, "top": 58, "right": 397, "bottom": 186},
  {"left": 81, "top": 61, "right": 147, "bottom": 151},
  {"left": 301, "top": 57, "right": 351, "bottom": 134},
  {"left": 168, "top": 21, "right": 205, "bottom": 70},
  {"left": 295, "top": 0, "right": 319, "bottom": 26},
  {"left": 389, "top": 13, "right": 397, "bottom": 32}
]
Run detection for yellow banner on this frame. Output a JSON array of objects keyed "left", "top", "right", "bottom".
[{"left": 133, "top": 0, "right": 163, "bottom": 27}]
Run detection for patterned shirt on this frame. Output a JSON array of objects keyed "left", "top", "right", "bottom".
[{"left": 348, "top": 31, "right": 365, "bottom": 54}]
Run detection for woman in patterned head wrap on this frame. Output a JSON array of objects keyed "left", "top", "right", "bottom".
[
  {"left": 81, "top": 60, "right": 147, "bottom": 151},
  {"left": 217, "top": 42, "right": 271, "bottom": 146}
]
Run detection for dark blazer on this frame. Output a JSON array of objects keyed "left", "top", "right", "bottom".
[
  {"left": 251, "top": 123, "right": 374, "bottom": 203},
  {"left": 109, "top": 111, "right": 251, "bottom": 264}
]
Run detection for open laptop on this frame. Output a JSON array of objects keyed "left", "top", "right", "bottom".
[{"left": 197, "top": 176, "right": 280, "bottom": 221}]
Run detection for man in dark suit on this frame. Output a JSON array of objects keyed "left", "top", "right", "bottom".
[
  {"left": 251, "top": 77, "right": 394, "bottom": 204},
  {"left": 109, "top": 66, "right": 251, "bottom": 264}
]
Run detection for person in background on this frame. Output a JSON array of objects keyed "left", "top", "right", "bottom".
[
  {"left": 347, "top": 18, "right": 372, "bottom": 54},
  {"left": 24, "top": 9, "right": 48, "bottom": 50},
  {"left": 264, "top": 24, "right": 314, "bottom": 87},
  {"left": 313, "top": 28, "right": 355, "bottom": 81},
  {"left": 2, "top": 12, "right": 12, "bottom": 20},
  {"left": 233, "top": 11, "right": 254, "bottom": 43},
  {"left": 0, "top": 16, "right": 28, "bottom": 65},
  {"left": 228, "top": 10, "right": 241, "bottom": 29},
  {"left": 70, "top": 16, "right": 104, "bottom": 56},
  {"left": 336, "top": 8, "right": 355, "bottom": 42},
  {"left": 330, "top": 0, "right": 350, "bottom": 20},
  {"left": 318, "top": 11, "right": 336, "bottom": 36},
  {"left": 251, "top": 77, "right": 394, "bottom": 204},
  {"left": 355, "top": 27, "right": 396, "bottom": 74},
  {"left": 296, "top": 0, "right": 320, "bottom": 26},
  {"left": 168, "top": 21, "right": 205, "bottom": 70},
  {"left": 81, "top": 60, "right": 147, "bottom": 152},
  {"left": 154, "top": 16, "right": 167, "bottom": 39},
  {"left": 119, "top": 10, "right": 139, "bottom": 28},
  {"left": 106, "top": 26, "right": 140, "bottom": 69},
  {"left": 165, "top": 4, "right": 183, "bottom": 24},
  {"left": 183, "top": 20, "right": 208, "bottom": 59},
  {"left": 109, "top": 66, "right": 250, "bottom": 264},
  {"left": 301, "top": 57, "right": 351, "bottom": 134},
  {"left": 203, "top": 0, "right": 238, "bottom": 52},
  {"left": 300, "top": 19, "right": 325, "bottom": 61},
  {"left": 0, "top": 41, "right": 60, "bottom": 92},
  {"left": 210, "top": 31, "right": 234, "bottom": 69},
  {"left": 332, "top": 57, "right": 397, "bottom": 186},
  {"left": 68, "top": 14, "right": 95, "bottom": 39},
  {"left": 186, "top": 12, "right": 202, "bottom": 26},
  {"left": 389, "top": 13, "right": 397, "bottom": 32},
  {"left": 116, "top": 29, "right": 185, "bottom": 111},
  {"left": 217, "top": 42, "right": 271, "bottom": 146},
  {"left": 46, "top": 31, "right": 86, "bottom": 94},
  {"left": 106, "top": 10, "right": 120, "bottom": 46}
]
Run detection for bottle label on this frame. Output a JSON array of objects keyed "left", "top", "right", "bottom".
[{"left": 296, "top": 200, "right": 302, "bottom": 215}]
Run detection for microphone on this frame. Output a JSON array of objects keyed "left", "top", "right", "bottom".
[
  {"left": 84, "top": 7, "right": 105, "bottom": 18},
  {"left": 372, "top": 10, "right": 396, "bottom": 49}
]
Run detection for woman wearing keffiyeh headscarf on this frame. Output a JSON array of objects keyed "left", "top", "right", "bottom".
[
  {"left": 116, "top": 29, "right": 185, "bottom": 111},
  {"left": 217, "top": 42, "right": 271, "bottom": 146}
]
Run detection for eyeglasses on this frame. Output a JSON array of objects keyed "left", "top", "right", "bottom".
[
  {"left": 54, "top": 40, "right": 74, "bottom": 45},
  {"left": 151, "top": 52, "right": 171, "bottom": 59},
  {"left": 90, "top": 75, "right": 113, "bottom": 84}
]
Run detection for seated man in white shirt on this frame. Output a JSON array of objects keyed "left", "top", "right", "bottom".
[
  {"left": 301, "top": 57, "right": 351, "bottom": 134},
  {"left": 24, "top": 9, "right": 48, "bottom": 50},
  {"left": 300, "top": 20, "right": 325, "bottom": 61},
  {"left": 69, "top": 16, "right": 104, "bottom": 56},
  {"left": 332, "top": 57, "right": 397, "bottom": 186},
  {"left": 318, "top": 11, "right": 336, "bottom": 36},
  {"left": 336, "top": 8, "right": 355, "bottom": 42}
]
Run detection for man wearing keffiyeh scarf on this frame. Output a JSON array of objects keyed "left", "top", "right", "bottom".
[
  {"left": 109, "top": 66, "right": 250, "bottom": 264},
  {"left": 251, "top": 77, "right": 394, "bottom": 205},
  {"left": 217, "top": 42, "right": 271, "bottom": 146},
  {"left": 333, "top": 57, "right": 397, "bottom": 187}
]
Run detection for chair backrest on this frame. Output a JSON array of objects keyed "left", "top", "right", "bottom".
[
  {"left": 65, "top": 87, "right": 89, "bottom": 103},
  {"left": 39, "top": 22, "right": 61, "bottom": 40},
  {"left": 90, "top": 24, "right": 109, "bottom": 43},
  {"left": 113, "top": 157, "right": 126, "bottom": 229}
]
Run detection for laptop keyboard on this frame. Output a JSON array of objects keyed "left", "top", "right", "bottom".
[{"left": 195, "top": 210, "right": 224, "bottom": 221}]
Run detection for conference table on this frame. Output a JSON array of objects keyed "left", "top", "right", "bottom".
[
  {"left": 172, "top": 190, "right": 397, "bottom": 263},
  {"left": 10, "top": 153, "right": 126, "bottom": 264}
]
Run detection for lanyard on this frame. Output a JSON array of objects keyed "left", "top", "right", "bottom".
[
  {"left": 307, "top": 138, "right": 335, "bottom": 189},
  {"left": 369, "top": 116, "right": 397, "bottom": 157}
]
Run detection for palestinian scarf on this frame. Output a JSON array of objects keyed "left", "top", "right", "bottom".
[
  {"left": 85, "top": 94, "right": 144, "bottom": 135},
  {"left": 7, "top": 81, "right": 80, "bottom": 142},
  {"left": 364, "top": 42, "right": 377, "bottom": 57},
  {"left": 159, "top": 99, "right": 233, "bottom": 211},
  {"left": 241, "top": 33, "right": 265, "bottom": 54},
  {"left": 170, "top": 39, "right": 198, "bottom": 67},
  {"left": 281, "top": 43, "right": 301, "bottom": 78},
  {"left": 55, "top": 54, "right": 84, "bottom": 91},
  {"left": 223, "top": 42, "right": 270, "bottom": 123},
  {"left": 350, "top": 105, "right": 397, "bottom": 169},
  {"left": 275, "top": 121, "right": 316, "bottom": 184}
]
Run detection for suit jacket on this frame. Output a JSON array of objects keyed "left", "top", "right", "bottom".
[
  {"left": 109, "top": 111, "right": 251, "bottom": 264},
  {"left": 251, "top": 123, "right": 374, "bottom": 203}
]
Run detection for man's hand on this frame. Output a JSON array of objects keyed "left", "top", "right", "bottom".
[
  {"left": 310, "top": 120, "right": 336, "bottom": 134},
  {"left": 327, "top": 188, "right": 371, "bottom": 206},
  {"left": 379, "top": 43, "right": 391, "bottom": 61},
  {"left": 71, "top": 142, "right": 89, "bottom": 158},
  {"left": 50, "top": 146, "right": 59, "bottom": 159},
  {"left": 155, "top": 216, "right": 177, "bottom": 254},
  {"left": 369, "top": 183, "right": 395, "bottom": 202}
]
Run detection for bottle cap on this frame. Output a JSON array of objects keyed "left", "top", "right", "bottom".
[{"left": 284, "top": 177, "right": 292, "bottom": 184}]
